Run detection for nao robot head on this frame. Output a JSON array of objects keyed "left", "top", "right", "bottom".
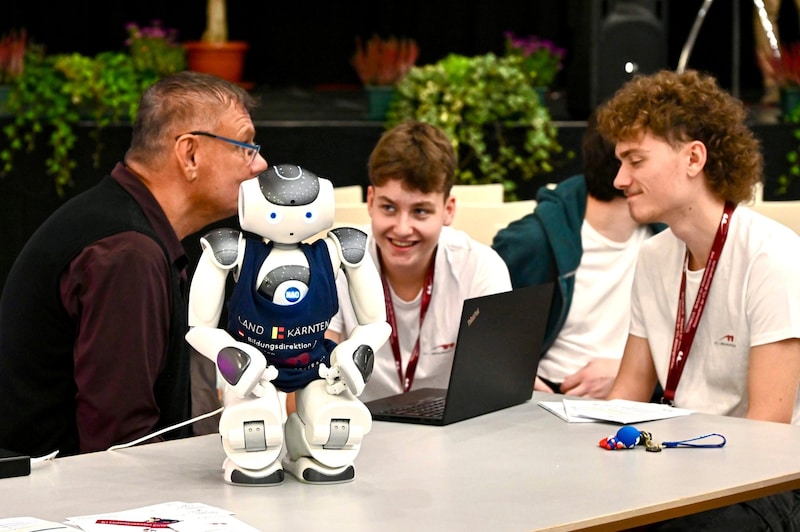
[{"left": 238, "top": 164, "right": 335, "bottom": 244}]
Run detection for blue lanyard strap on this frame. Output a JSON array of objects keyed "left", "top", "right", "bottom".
[{"left": 661, "top": 433, "right": 727, "bottom": 449}]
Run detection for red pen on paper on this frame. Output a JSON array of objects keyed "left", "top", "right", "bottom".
[{"left": 94, "top": 518, "right": 179, "bottom": 528}]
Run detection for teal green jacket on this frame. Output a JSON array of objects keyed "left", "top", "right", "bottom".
[{"left": 491, "top": 175, "right": 666, "bottom": 355}]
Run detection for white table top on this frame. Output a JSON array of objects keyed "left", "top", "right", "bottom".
[{"left": 2, "top": 392, "right": 799, "bottom": 531}]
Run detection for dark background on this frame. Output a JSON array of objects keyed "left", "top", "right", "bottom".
[
  {"left": 3, "top": 0, "right": 800, "bottom": 290},
  {"left": 3, "top": 0, "right": 799, "bottom": 102}
]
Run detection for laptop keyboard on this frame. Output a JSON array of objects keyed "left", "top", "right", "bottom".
[{"left": 381, "top": 396, "right": 446, "bottom": 418}]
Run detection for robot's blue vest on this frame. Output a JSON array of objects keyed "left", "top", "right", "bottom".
[{"left": 227, "top": 238, "right": 339, "bottom": 392}]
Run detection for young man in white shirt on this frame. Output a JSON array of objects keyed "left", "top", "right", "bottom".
[
  {"left": 599, "top": 69, "right": 800, "bottom": 530},
  {"left": 327, "top": 120, "right": 512, "bottom": 402}
]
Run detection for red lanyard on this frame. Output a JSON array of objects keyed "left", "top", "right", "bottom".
[
  {"left": 379, "top": 252, "right": 436, "bottom": 392},
  {"left": 663, "top": 201, "right": 736, "bottom": 404}
]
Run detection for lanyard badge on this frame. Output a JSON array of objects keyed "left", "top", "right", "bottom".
[{"left": 663, "top": 201, "right": 736, "bottom": 405}]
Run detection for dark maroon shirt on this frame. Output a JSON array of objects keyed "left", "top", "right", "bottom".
[{"left": 59, "top": 163, "right": 188, "bottom": 453}]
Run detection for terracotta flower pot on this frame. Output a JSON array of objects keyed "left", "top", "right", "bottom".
[{"left": 184, "top": 41, "right": 249, "bottom": 83}]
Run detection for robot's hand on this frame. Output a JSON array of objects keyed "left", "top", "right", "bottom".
[
  {"left": 186, "top": 327, "right": 279, "bottom": 399},
  {"left": 217, "top": 341, "right": 279, "bottom": 399},
  {"left": 319, "top": 340, "right": 374, "bottom": 396}
]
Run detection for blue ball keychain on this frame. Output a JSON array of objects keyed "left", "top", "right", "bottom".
[
  {"left": 599, "top": 425, "right": 647, "bottom": 450},
  {"left": 598, "top": 426, "right": 727, "bottom": 452}
]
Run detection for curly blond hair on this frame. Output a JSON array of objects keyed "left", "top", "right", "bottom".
[{"left": 596, "top": 69, "right": 763, "bottom": 204}]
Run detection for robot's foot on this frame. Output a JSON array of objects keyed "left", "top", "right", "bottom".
[
  {"left": 223, "top": 457, "right": 285, "bottom": 486},
  {"left": 283, "top": 456, "right": 355, "bottom": 484}
]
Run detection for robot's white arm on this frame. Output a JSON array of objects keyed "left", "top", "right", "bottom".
[
  {"left": 185, "top": 229, "right": 277, "bottom": 399},
  {"left": 188, "top": 229, "right": 244, "bottom": 329},
  {"left": 321, "top": 229, "right": 391, "bottom": 396},
  {"left": 338, "top": 249, "right": 390, "bottom": 347}
]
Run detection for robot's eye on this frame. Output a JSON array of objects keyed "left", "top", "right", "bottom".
[
  {"left": 303, "top": 210, "right": 318, "bottom": 224},
  {"left": 266, "top": 211, "right": 282, "bottom": 224}
]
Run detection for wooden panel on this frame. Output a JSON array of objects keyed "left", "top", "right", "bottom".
[{"left": 451, "top": 200, "right": 538, "bottom": 245}]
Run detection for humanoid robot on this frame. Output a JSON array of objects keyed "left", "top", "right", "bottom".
[{"left": 186, "top": 164, "right": 390, "bottom": 486}]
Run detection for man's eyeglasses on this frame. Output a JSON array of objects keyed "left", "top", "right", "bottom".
[{"left": 177, "top": 131, "right": 261, "bottom": 165}]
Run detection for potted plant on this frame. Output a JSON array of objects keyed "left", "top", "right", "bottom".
[
  {"left": 351, "top": 34, "right": 419, "bottom": 120},
  {"left": 763, "top": 42, "right": 800, "bottom": 196},
  {"left": 184, "top": 0, "right": 249, "bottom": 84},
  {"left": 503, "top": 31, "right": 566, "bottom": 100},
  {"left": 0, "top": 28, "right": 28, "bottom": 116},
  {"left": 385, "top": 50, "right": 568, "bottom": 199},
  {"left": 762, "top": 42, "right": 800, "bottom": 118},
  {"left": 125, "top": 20, "right": 186, "bottom": 78},
  {"left": 0, "top": 21, "right": 185, "bottom": 196}
]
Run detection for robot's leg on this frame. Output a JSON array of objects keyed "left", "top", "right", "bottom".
[
  {"left": 283, "top": 379, "right": 373, "bottom": 484},
  {"left": 218, "top": 385, "right": 285, "bottom": 486}
]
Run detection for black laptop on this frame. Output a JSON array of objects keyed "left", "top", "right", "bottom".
[{"left": 364, "top": 282, "right": 554, "bottom": 426}]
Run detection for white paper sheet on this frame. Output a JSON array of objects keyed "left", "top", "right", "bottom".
[{"left": 539, "top": 398, "right": 693, "bottom": 424}]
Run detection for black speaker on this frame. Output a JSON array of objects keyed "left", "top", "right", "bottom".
[{"left": 566, "top": 0, "right": 669, "bottom": 119}]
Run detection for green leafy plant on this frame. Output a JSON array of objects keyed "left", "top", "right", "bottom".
[
  {"left": 0, "top": 22, "right": 184, "bottom": 196},
  {"left": 125, "top": 20, "right": 186, "bottom": 77},
  {"left": 766, "top": 42, "right": 800, "bottom": 196},
  {"left": 778, "top": 102, "right": 800, "bottom": 196},
  {"left": 386, "top": 52, "right": 567, "bottom": 199},
  {"left": 503, "top": 31, "right": 565, "bottom": 89},
  {"left": 765, "top": 42, "right": 800, "bottom": 196}
]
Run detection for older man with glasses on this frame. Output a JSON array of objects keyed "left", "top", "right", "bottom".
[
  {"left": 177, "top": 131, "right": 261, "bottom": 166},
  {"left": 0, "top": 71, "right": 268, "bottom": 459}
]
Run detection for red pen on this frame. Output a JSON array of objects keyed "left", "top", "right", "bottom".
[{"left": 94, "top": 518, "right": 179, "bottom": 528}]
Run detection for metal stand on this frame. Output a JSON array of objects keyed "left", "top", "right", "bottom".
[
  {"left": 678, "top": 0, "right": 779, "bottom": 99},
  {"left": 677, "top": 0, "right": 716, "bottom": 74}
]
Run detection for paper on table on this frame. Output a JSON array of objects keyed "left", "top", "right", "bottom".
[
  {"left": 538, "top": 401, "right": 597, "bottom": 422},
  {"left": 0, "top": 517, "right": 78, "bottom": 531},
  {"left": 539, "top": 398, "right": 693, "bottom": 424},
  {"left": 66, "top": 502, "right": 259, "bottom": 532}
]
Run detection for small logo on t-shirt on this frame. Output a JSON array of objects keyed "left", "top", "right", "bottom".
[
  {"left": 715, "top": 334, "right": 736, "bottom": 347},
  {"left": 431, "top": 342, "right": 456, "bottom": 355},
  {"left": 272, "top": 326, "right": 285, "bottom": 340}
]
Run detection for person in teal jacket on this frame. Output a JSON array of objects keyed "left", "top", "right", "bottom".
[{"left": 492, "top": 115, "right": 666, "bottom": 398}]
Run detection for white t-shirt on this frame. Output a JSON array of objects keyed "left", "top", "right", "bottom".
[
  {"left": 329, "top": 225, "right": 512, "bottom": 402},
  {"left": 630, "top": 206, "right": 800, "bottom": 424},
  {"left": 540, "top": 220, "right": 650, "bottom": 382}
]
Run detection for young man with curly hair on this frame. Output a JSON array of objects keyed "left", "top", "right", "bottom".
[{"left": 599, "top": 69, "right": 800, "bottom": 529}]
